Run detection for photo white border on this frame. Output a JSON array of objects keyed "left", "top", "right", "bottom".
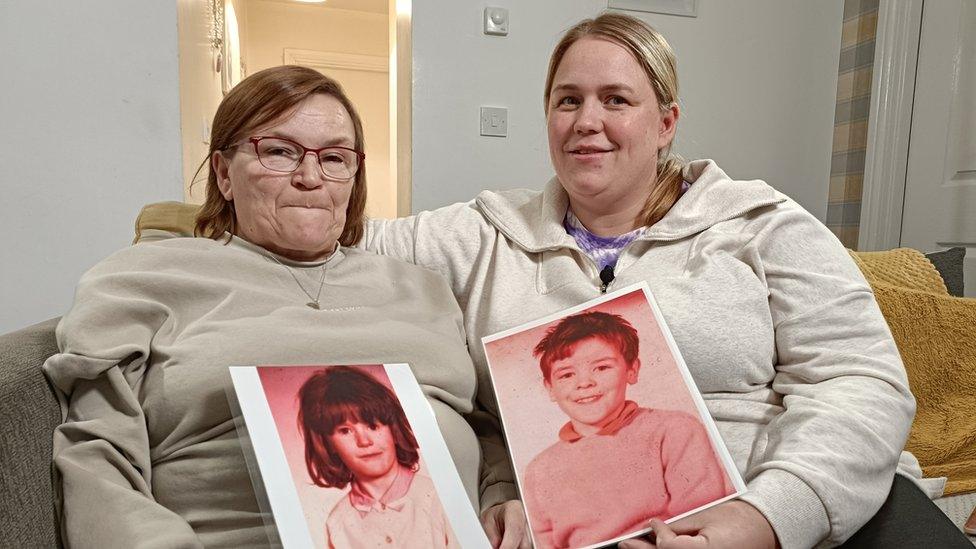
[
  {"left": 230, "top": 366, "right": 314, "bottom": 549},
  {"left": 482, "top": 282, "right": 747, "bottom": 549},
  {"left": 384, "top": 364, "right": 491, "bottom": 548},
  {"left": 229, "top": 364, "right": 490, "bottom": 549}
]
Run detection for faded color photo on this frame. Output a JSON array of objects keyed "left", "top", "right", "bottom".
[
  {"left": 248, "top": 364, "right": 461, "bottom": 549},
  {"left": 483, "top": 284, "right": 745, "bottom": 549}
]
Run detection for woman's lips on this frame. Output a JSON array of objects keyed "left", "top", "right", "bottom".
[{"left": 568, "top": 148, "right": 611, "bottom": 161}]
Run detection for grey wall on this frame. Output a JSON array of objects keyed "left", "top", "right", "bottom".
[
  {"left": 411, "top": 0, "right": 603, "bottom": 210},
  {"left": 410, "top": 1, "right": 844, "bottom": 222},
  {"left": 650, "top": 1, "right": 844, "bottom": 221},
  {"left": 0, "top": 2, "right": 183, "bottom": 334}
]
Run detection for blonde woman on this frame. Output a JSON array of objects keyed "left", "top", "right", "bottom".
[{"left": 366, "top": 13, "right": 930, "bottom": 549}]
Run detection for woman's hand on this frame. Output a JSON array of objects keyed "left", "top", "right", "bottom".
[
  {"left": 481, "top": 500, "right": 532, "bottom": 549},
  {"left": 618, "top": 501, "right": 778, "bottom": 549}
]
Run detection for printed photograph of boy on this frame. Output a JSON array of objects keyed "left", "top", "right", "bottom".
[
  {"left": 256, "top": 364, "right": 460, "bottom": 549},
  {"left": 483, "top": 287, "right": 742, "bottom": 549}
]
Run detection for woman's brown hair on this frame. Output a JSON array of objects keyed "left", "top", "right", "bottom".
[
  {"left": 194, "top": 65, "right": 367, "bottom": 246},
  {"left": 544, "top": 13, "right": 684, "bottom": 228}
]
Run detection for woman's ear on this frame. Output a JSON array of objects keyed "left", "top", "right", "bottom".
[
  {"left": 212, "top": 150, "right": 233, "bottom": 201},
  {"left": 657, "top": 103, "right": 680, "bottom": 150}
]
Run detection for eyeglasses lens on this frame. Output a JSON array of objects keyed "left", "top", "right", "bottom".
[{"left": 255, "top": 138, "right": 358, "bottom": 180}]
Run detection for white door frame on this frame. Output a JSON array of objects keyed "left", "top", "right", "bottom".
[
  {"left": 857, "top": 0, "right": 923, "bottom": 251},
  {"left": 390, "top": 0, "right": 412, "bottom": 217}
]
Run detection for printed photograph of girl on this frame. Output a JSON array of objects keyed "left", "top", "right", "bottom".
[
  {"left": 255, "top": 364, "right": 460, "bottom": 549},
  {"left": 482, "top": 285, "right": 745, "bottom": 549}
]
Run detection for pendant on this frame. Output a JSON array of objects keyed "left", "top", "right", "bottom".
[{"left": 306, "top": 301, "right": 320, "bottom": 310}]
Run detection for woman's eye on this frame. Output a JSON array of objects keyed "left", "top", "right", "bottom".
[
  {"left": 320, "top": 153, "right": 346, "bottom": 164},
  {"left": 556, "top": 96, "right": 580, "bottom": 107},
  {"left": 266, "top": 147, "right": 298, "bottom": 157},
  {"left": 556, "top": 372, "right": 574, "bottom": 380},
  {"left": 335, "top": 427, "right": 351, "bottom": 435},
  {"left": 606, "top": 96, "right": 627, "bottom": 106}
]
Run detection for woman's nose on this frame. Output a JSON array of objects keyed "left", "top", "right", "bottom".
[
  {"left": 292, "top": 153, "right": 325, "bottom": 189},
  {"left": 573, "top": 100, "right": 603, "bottom": 134}
]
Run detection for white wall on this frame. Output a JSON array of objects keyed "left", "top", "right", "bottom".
[
  {"left": 411, "top": 0, "right": 597, "bottom": 210},
  {"left": 410, "top": 1, "right": 844, "bottom": 221},
  {"left": 648, "top": 1, "right": 844, "bottom": 220},
  {"left": 0, "top": 2, "right": 183, "bottom": 334}
]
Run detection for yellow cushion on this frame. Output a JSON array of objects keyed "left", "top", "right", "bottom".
[
  {"left": 133, "top": 201, "right": 199, "bottom": 243},
  {"left": 849, "top": 247, "right": 948, "bottom": 295},
  {"left": 851, "top": 248, "right": 976, "bottom": 495}
]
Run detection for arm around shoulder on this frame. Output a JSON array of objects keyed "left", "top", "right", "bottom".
[{"left": 363, "top": 201, "right": 497, "bottom": 296}]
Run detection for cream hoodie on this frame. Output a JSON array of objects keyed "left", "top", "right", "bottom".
[
  {"left": 365, "top": 159, "right": 918, "bottom": 549},
  {"left": 44, "top": 237, "right": 481, "bottom": 548}
]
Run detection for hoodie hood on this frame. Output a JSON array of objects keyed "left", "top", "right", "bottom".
[{"left": 474, "top": 159, "right": 787, "bottom": 253}]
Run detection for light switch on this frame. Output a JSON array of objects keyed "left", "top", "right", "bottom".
[
  {"left": 480, "top": 106, "right": 508, "bottom": 137},
  {"left": 484, "top": 7, "right": 509, "bottom": 36}
]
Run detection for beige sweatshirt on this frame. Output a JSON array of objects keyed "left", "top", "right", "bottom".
[
  {"left": 44, "top": 236, "right": 481, "bottom": 548},
  {"left": 364, "top": 159, "right": 918, "bottom": 549}
]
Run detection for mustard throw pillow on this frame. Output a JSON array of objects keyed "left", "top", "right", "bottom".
[
  {"left": 851, "top": 249, "right": 976, "bottom": 495},
  {"left": 133, "top": 201, "right": 198, "bottom": 243}
]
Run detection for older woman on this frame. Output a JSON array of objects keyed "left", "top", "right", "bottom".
[
  {"left": 365, "top": 13, "right": 925, "bottom": 549},
  {"left": 43, "top": 66, "right": 489, "bottom": 547}
]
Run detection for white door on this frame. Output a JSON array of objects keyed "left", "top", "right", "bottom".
[{"left": 900, "top": 0, "right": 976, "bottom": 297}]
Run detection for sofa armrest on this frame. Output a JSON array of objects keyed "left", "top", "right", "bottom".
[{"left": 0, "top": 318, "right": 63, "bottom": 548}]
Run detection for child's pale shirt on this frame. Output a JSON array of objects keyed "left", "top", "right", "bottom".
[{"left": 325, "top": 465, "right": 460, "bottom": 549}]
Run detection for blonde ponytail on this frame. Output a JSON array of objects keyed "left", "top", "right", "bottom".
[{"left": 639, "top": 154, "right": 684, "bottom": 228}]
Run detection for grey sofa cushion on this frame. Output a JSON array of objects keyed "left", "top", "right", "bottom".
[
  {"left": 0, "top": 318, "right": 62, "bottom": 548},
  {"left": 925, "top": 247, "right": 966, "bottom": 297}
]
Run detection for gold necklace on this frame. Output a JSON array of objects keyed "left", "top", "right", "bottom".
[{"left": 268, "top": 254, "right": 327, "bottom": 309}]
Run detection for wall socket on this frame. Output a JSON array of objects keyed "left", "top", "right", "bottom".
[{"left": 480, "top": 107, "right": 508, "bottom": 137}]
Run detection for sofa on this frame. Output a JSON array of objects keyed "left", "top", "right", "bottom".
[{"left": 1, "top": 205, "right": 973, "bottom": 546}]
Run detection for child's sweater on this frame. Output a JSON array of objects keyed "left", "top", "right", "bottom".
[{"left": 522, "top": 403, "right": 729, "bottom": 548}]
